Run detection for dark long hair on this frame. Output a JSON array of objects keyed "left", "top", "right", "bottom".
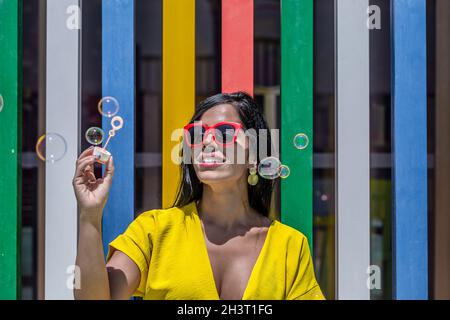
[{"left": 172, "top": 92, "right": 275, "bottom": 217}]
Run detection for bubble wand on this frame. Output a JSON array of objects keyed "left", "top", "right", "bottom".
[{"left": 93, "top": 115, "right": 124, "bottom": 164}]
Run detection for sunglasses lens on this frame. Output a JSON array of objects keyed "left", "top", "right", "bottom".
[
  {"left": 215, "top": 124, "right": 237, "bottom": 144},
  {"left": 187, "top": 126, "right": 205, "bottom": 146}
]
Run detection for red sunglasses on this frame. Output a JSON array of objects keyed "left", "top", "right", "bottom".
[{"left": 183, "top": 121, "right": 244, "bottom": 147}]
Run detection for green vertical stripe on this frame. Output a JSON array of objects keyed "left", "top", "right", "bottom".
[
  {"left": 281, "top": 0, "right": 313, "bottom": 251},
  {"left": 0, "top": 0, "right": 22, "bottom": 300}
]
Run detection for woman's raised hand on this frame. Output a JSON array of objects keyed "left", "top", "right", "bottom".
[{"left": 72, "top": 146, "right": 115, "bottom": 215}]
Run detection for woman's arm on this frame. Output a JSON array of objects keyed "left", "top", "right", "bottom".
[
  {"left": 72, "top": 147, "right": 140, "bottom": 300},
  {"left": 74, "top": 210, "right": 111, "bottom": 299},
  {"left": 74, "top": 210, "right": 141, "bottom": 300}
]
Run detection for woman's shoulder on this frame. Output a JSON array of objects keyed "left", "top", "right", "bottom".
[
  {"left": 271, "top": 219, "right": 310, "bottom": 249},
  {"left": 133, "top": 201, "right": 196, "bottom": 228}
]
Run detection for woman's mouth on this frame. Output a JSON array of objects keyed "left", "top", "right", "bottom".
[
  {"left": 197, "top": 153, "right": 226, "bottom": 168},
  {"left": 198, "top": 162, "right": 224, "bottom": 168}
]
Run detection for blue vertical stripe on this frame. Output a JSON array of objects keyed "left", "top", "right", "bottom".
[
  {"left": 391, "top": 0, "right": 428, "bottom": 300},
  {"left": 102, "top": 0, "right": 135, "bottom": 256}
]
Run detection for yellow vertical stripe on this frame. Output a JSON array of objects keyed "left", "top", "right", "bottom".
[{"left": 162, "top": 0, "right": 195, "bottom": 208}]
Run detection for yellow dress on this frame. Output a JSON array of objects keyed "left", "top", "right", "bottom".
[{"left": 106, "top": 201, "right": 325, "bottom": 300}]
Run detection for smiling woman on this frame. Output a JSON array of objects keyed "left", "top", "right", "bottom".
[
  {"left": 7, "top": 0, "right": 441, "bottom": 302},
  {"left": 174, "top": 92, "right": 274, "bottom": 218},
  {"left": 73, "top": 92, "right": 324, "bottom": 300}
]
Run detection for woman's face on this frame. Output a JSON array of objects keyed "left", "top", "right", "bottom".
[{"left": 191, "top": 104, "right": 250, "bottom": 186}]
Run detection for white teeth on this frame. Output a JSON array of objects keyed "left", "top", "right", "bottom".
[{"left": 201, "top": 157, "right": 223, "bottom": 163}]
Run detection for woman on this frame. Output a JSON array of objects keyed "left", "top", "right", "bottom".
[{"left": 73, "top": 92, "right": 324, "bottom": 300}]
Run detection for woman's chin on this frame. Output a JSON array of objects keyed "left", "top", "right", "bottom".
[{"left": 196, "top": 169, "right": 237, "bottom": 184}]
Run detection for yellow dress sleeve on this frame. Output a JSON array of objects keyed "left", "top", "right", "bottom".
[
  {"left": 286, "top": 235, "right": 326, "bottom": 300},
  {"left": 106, "top": 210, "right": 156, "bottom": 297}
]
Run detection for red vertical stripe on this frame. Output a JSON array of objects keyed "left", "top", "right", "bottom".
[{"left": 222, "top": 0, "right": 254, "bottom": 96}]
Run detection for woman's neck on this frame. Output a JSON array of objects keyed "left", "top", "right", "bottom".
[{"left": 198, "top": 177, "right": 259, "bottom": 231}]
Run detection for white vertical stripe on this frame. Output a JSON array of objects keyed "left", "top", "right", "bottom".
[
  {"left": 335, "top": 0, "right": 371, "bottom": 300},
  {"left": 45, "top": 0, "right": 81, "bottom": 299}
]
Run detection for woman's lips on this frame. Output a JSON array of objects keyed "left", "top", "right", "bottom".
[{"left": 198, "top": 162, "right": 224, "bottom": 168}]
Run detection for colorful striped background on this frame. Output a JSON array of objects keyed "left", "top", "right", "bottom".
[{"left": 0, "top": 0, "right": 428, "bottom": 300}]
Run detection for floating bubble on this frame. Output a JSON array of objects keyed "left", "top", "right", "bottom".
[
  {"left": 293, "top": 133, "right": 309, "bottom": 150},
  {"left": 35, "top": 133, "right": 67, "bottom": 163},
  {"left": 258, "top": 157, "right": 281, "bottom": 180},
  {"left": 0, "top": 94, "right": 3, "bottom": 112},
  {"left": 278, "top": 165, "right": 290, "bottom": 179},
  {"left": 85, "top": 127, "right": 104, "bottom": 145},
  {"left": 98, "top": 96, "right": 119, "bottom": 118}
]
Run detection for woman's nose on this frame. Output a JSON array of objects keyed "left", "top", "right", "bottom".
[{"left": 202, "top": 129, "right": 215, "bottom": 146}]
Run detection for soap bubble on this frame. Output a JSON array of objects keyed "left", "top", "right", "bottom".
[
  {"left": 258, "top": 157, "right": 281, "bottom": 180},
  {"left": 293, "top": 133, "right": 309, "bottom": 150},
  {"left": 0, "top": 94, "right": 3, "bottom": 112},
  {"left": 85, "top": 127, "right": 104, "bottom": 145},
  {"left": 278, "top": 165, "right": 291, "bottom": 179},
  {"left": 36, "top": 133, "right": 67, "bottom": 163},
  {"left": 98, "top": 96, "right": 119, "bottom": 118}
]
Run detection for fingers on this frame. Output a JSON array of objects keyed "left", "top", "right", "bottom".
[
  {"left": 83, "top": 163, "right": 93, "bottom": 173},
  {"left": 86, "top": 171, "right": 97, "bottom": 184},
  {"left": 74, "top": 155, "right": 97, "bottom": 181},
  {"left": 77, "top": 146, "right": 95, "bottom": 161},
  {"left": 87, "top": 177, "right": 104, "bottom": 191},
  {"left": 73, "top": 147, "right": 95, "bottom": 183},
  {"left": 103, "top": 156, "right": 115, "bottom": 182},
  {"left": 83, "top": 163, "right": 95, "bottom": 177}
]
